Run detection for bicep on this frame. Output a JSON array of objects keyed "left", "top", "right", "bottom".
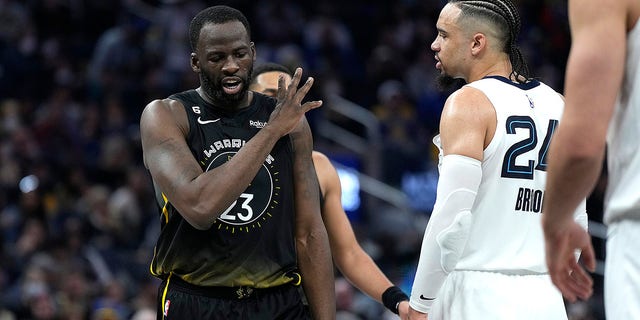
[
  {"left": 564, "top": 0, "right": 626, "bottom": 141},
  {"left": 140, "top": 101, "right": 202, "bottom": 205}
]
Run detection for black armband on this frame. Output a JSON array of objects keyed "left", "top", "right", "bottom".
[{"left": 382, "top": 285, "right": 409, "bottom": 315}]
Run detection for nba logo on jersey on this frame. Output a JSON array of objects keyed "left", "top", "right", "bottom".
[
  {"left": 164, "top": 300, "right": 171, "bottom": 317},
  {"left": 526, "top": 94, "right": 535, "bottom": 108}
]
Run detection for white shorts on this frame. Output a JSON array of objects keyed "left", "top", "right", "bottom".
[
  {"left": 605, "top": 219, "right": 640, "bottom": 320},
  {"left": 429, "top": 270, "right": 567, "bottom": 320}
]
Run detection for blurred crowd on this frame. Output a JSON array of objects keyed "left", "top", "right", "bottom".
[{"left": 0, "top": 0, "right": 604, "bottom": 319}]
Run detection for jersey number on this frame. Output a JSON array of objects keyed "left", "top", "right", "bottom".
[
  {"left": 220, "top": 193, "right": 254, "bottom": 221},
  {"left": 501, "top": 116, "right": 558, "bottom": 179}
]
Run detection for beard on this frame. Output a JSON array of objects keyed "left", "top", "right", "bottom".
[
  {"left": 200, "top": 70, "right": 253, "bottom": 108},
  {"left": 436, "top": 74, "right": 466, "bottom": 92}
]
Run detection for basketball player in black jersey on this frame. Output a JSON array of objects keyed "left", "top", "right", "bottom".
[
  {"left": 139, "top": 5, "right": 335, "bottom": 320},
  {"left": 250, "top": 62, "right": 411, "bottom": 319}
]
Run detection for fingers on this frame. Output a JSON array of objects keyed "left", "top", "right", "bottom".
[
  {"left": 286, "top": 67, "right": 303, "bottom": 100},
  {"left": 554, "top": 269, "right": 593, "bottom": 302},
  {"left": 302, "top": 99, "right": 323, "bottom": 112},
  {"left": 277, "top": 67, "right": 321, "bottom": 112},
  {"left": 550, "top": 273, "right": 576, "bottom": 302},
  {"left": 277, "top": 74, "right": 286, "bottom": 102},
  {"left": 546, "top": 233, "right": 594, "bottom": 302},
  {"left": 284, "top": 68, "right": 311, "bottom": 100},
  {"left": 293, "top": 76, "right": 314, "bottom": 105},
  {"left": 580, "top": 239, "right": 597, "bottom": 273},
  {"left": 546, "top": 225, "right": 595, "bottom": 302},
  {"left": 565, "top": 259, "right": 593, "bottom": 300},
  {"left": 548, "top": 256, "right": 578, "bottom": 302}
]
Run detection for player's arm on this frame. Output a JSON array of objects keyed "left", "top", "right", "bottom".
[
  {"left": 140, "top": 68, "right": 321, "bottom": 230},
  {"left": 409, "top": 87, "right": 491, "bottom": 316},
  {"left": 313, "top": 151, "right": 409, "bottom": 315},
  {"left": 543, "top": 0, "right": 625, "bottom": 232},
  {"left": 140, "top": 99, "right": 281, "bottom": 230},
  {"left": 292, "top": 122, "right": 335, "bottom": 319},
  {"left": 542, "top": 0, "right": 626, "bottom": 301}
]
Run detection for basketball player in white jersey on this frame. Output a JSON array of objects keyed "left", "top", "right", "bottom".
[
  {"left": 543, "top": 0, "right": 640, "bottom": 319},
  {"left": 407, "top": 1, "right": 588, "bottom": 319}
]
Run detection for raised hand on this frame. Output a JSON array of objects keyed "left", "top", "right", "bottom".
[{"left": 266, "top": 67, "right": 322, "bottom": 136}]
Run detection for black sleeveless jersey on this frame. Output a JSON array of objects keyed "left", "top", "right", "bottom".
[{"left": 149, "top": 90, "right": 298, "bottom": 288}]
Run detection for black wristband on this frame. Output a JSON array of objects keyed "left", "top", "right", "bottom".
[{"left": 382, "top": 286, "right": 409, "bottom": 315}]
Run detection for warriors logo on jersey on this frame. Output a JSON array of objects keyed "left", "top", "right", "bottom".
[{"left": 205, "top": 148, "right": 282, "bottom": 233}]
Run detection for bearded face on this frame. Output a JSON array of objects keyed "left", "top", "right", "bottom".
[
  {"left": 199, "top": 68, "right": 253, "bottom": 108},
  {"left": 193, "top": 21, "right": 256, "bottom": 109}
]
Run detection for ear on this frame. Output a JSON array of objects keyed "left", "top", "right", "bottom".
[
  {"left": 470, "top": 33, "right": 486, "bottom": 56},
  {"left": 190, "top": 52, "right": 200, "bottom": 72},
  {"left": 250, "top": 41, "right": 257, "bottom": 62}
]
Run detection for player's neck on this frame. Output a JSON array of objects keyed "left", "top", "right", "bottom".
[{"left": 468, "top": 57, "right": 513, "bottom": 83}]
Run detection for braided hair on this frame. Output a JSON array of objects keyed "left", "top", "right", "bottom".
[{"left": 450, "top": 0, "right": 531, "bottom": 83}]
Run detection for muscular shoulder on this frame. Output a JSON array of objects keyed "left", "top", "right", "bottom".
[
  {"left": 141, "top": 98, "right": 189, "bottom": 137},
  {"left": 440, "top": 85, "right": 496, "bottom": 159},
  {"left": 312, "top": 151, "right": 331, "bottom": 170},
  {"left": 312, "top": 151, "right": 339, "bottom": 197},
  {"left": 442, "top": 86, "right": 494, "bottom": 127}
]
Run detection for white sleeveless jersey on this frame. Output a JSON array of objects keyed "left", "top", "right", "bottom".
[
  {"left": 605, "top": 20, "right": 640, "bottom": 224},
  {"left": 435, "top": 76, "right": 585, "bottom": 273}
]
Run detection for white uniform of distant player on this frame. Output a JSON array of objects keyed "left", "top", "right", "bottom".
[
  {"left": 604, "top": 19, "right": 640, "bottom": 320},
  {"left": 411, "top": 77, "right": 587, "bottom": 319}
]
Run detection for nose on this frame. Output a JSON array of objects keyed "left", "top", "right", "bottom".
[
  {"left": 222, "top": 56, "right": 240, "bottom": 74},
  {"left": 430, "top": 38, "right": 439, "bottom": 52}
]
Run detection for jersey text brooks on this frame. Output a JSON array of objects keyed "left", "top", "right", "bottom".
[{"left": 514, "top": 187, "right": 543, "bottom": 213}]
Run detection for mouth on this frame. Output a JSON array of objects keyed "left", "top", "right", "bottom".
[
  {"left": 222, "top": 77, "right": 243, "bottom": 95},
  {"left": 434, "top": 55, "right": 442, "bottom": 71}
]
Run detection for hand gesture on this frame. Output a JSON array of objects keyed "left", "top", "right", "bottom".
[
  {"left": 266, "top": 67, "right": 322, "bottom": 136},
  {"left": 544, "top": 220, "right": 596, "bottom": 302}
]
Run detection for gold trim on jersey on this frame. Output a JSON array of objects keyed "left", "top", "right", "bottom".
[
  {"left": 161, "top": 273, "right": 172, "bottom": 319},
  {"left": 161, "top": 193, "right": 169, "bottom": 224},
  {"left": 149, "top": 246, "right": 159, "bottom": 277}
]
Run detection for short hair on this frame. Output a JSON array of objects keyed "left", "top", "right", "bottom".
[
  {"left": 252, "top": 63, "right": 293, "bottom": 80},
  {"left": 188, "top": 5, "right": 252, "bottom": 51},
  {"left": 450, "top": 0, "right": 531, "bottom": 83}
]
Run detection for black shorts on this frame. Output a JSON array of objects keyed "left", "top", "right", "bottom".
[{"left": 157, "top": 276, "right": 310, "bottom": 320}]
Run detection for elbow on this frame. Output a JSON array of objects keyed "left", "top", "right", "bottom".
[
  {"left": 188, "top": 215, "right": 214, "bottom": 230},
  {"left": 563, "top": 143, "right": 605, "bottom": 164},
  {"left": 296, "top": 224, "right": 329, "bottom": 250},
  {"left": 551, "top": 135, "right": 605, "bottom": 164},
  {"left": 173, "top": 193, "right": 218, "bottom": 230},
  {"left": 181, "top": 205, "right": 215, "bottom": 230}
]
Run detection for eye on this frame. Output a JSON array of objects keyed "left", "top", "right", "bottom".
[{"left": 209, "top": 54, "right": 224, "bottom": 63}]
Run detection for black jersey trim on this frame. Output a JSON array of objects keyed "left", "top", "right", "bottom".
[{"left": 483, "top": 75, "right": 540, "bottom": 90}]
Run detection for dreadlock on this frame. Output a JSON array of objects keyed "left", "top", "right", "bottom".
[{"left": 450, "top": 0, "right": 531, "bottom": 83}]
